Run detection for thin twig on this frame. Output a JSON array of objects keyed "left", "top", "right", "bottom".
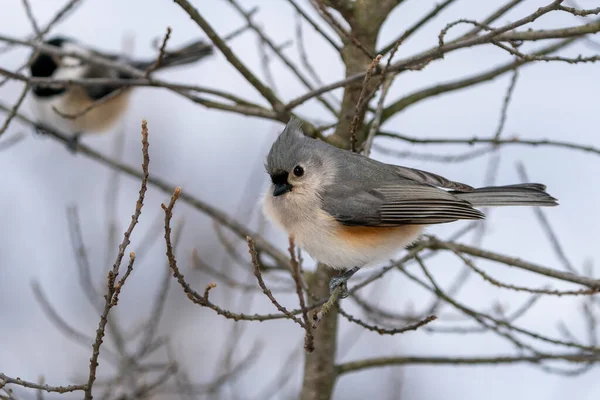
[
  {"left": 21, "top": 0, "right": 41, "bottom": 35},
  {"left": 313, "top": 0, "right": 374, "bottom": 59},
  {"left": 423, "top": 236, "right": 600, "bottom": 290},
  {"left": 338, "top": 308, "right": 437, "bottom": 335},
  {"left": 162, "top": 188, "right": 319, "bottom": 323},
  {"left": 378, "top": 131, "right": 600, "bottom": 157},
  {"left": 145, "top": 26, "right": 172, "bottom": 77},
  {"left": 336, "top": 353, "right": 600, "bottom": 375},
  {"left": 349, "top": 54, "right": 382, "bottom": 152},
  {"left": 379, "top": 0, "right": 458, "bottom": 55},
  {"left": 288, "top": 238, "right": 314, "bottom": 352},
  {"left": 0, "top": 374, "right": 85, "bottom": 394},
  {"left": 248, "top": 237, "right": 306, "bottom": 328},
  {"left": 84, "top": 119, "right": 150, "bottom": 399},
  {"left": 516, "top": 162, "right": 577, "bottom": 273},
  {"left": 284, "top": 0, "right": 340, "bottom": 51},
  {"left": 172, "top": 0, "right": 285, "bottom": 112},
  {"left": 0, "top": 83, "right": 30, "bottom": 137}
]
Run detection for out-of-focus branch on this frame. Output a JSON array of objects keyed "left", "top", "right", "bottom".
[
  {"left": 516, "top": 162, "right": 577, "bottom": 274},
  {"left": 422, "top": 236, "right": 600, "bottom": 290},
  {"left": 286, "top": 2, "right": 600, "bottom": 110},
  {"left": 411, "top": 255, "right": 600, "bottom": 353},
  {"left": 0, "top": 0, "right": 83, "bottom": 59},
  {"left": 0, "top": 83, "right": 29, "bottom": 137},
  {"left": 30, "top": 282, "right": 118, "bottom": 362},
  {"left": 338, "top": 308, "right": 437, "bottom": 335},
  {"left": 284, "top": 0, "right": 341, "bottom": 51},
  {"left": 0, "top": 104, "right": 291, "bottom": 269},
  {"left": 225, "top": 0, "right": 339, "bottom": 117},
  {"left": 0, "top": 31, "right": 286, "bottom": 123},
  {"left": 0, "top": 374, "right": 85, "bottom": 395},
  {"left": 336, "top": 353, "right": 600, "bottom": 375},
  {"left": 378, "top": 131, "right": 600, "bottom": 158},
  {"left": 380, "top": 35, "right": 581, "bottom": 122},
  {"left": 172, "top": 0, "right": 285, "bottom": 113},
  {"left": 378, "top": 0, "right": 458, "bottom": 55},
  {"left": 462, "top": 0, "right": 526, "bottom": 38}
]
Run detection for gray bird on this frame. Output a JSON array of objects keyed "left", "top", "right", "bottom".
[{"left": 262, "top": 118, "right": 558, "bottom": 298}]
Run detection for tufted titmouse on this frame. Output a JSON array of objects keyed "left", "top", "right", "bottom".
[
  {"left": 262, "top": 119, "right": 558, "bottom": 297},
  {"left": 29, "top": 36, "right": 213, "bottom": 150}
]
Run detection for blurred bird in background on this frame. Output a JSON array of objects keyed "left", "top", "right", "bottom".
[{"left": 28, "top": 35, "right": 214, "bottom": 150}]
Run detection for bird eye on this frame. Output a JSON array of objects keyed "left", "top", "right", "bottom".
[{"left": 293, "top": 165, "right": 304, "bottom": 177}]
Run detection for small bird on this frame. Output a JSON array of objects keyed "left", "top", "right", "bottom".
[
  {"left": 262, "top": 119, "right": 558, "bottom": 298},
  {"left": 29, "top": 35, "right": 213, "bottom": 150}
]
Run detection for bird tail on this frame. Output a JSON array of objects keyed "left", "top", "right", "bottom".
[
  {"left": 130, "top": 40, "right": 214, "bottom": 71},
  {"left": 451, "top": 183, "right": 558, "bottom": 207}
]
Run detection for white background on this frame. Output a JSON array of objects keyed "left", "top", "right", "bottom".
[{"left": 1, "top": 0, "right": 600, "bottom": 399}]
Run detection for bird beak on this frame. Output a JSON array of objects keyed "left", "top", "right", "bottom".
[{"left": 273, "top": 182, "right": 293, "bottom": 197}]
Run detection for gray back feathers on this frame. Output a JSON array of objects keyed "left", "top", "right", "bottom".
[{"left": 266, "top": 119, "right": 558, "bottom": 227}]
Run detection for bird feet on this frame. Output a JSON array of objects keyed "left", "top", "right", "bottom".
[
  {"left": 65, "top": 133, "right": 81, "bottom": 153},
  {"left": 34, "top": 124, "right": 80, "bottom": 153},
  {"left": 328, "top": 267, "right": 360, "bottom": 299},
  {"left": 34, "top": 123, "right": 51, "bottom": 136}
]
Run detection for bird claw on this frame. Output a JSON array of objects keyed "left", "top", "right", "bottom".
[
  {"left": 65, "top": 133, "right": 81, "bottom": 153},
  {"left": 34, "top": 124, "right": 51, "bottom": 136},
  {"left": 328, "top": 266, "right": 360, "bottom": 299},
  {"left": 33, "top": 124, "right": 80, "bottom": 153},
  {"left": 329, "top": 276, "right": 350, "bottom": 299}
]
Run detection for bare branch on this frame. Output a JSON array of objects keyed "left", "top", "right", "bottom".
[
  {"left": 0, "top": 84, "right": 29, "bottom": 137},
  {"left": 285, "top": 0, "right": 341, "bottom": 51},
  {"left": 379, "top": 0, "right": 458, "bottom": 55},
  {"left": 288, "top": 238, "right": 314, "bottom": 352},
  {"left": 226, "top": 0, "right": 339, "bottom": 116},
  {"left": 422, "top": 236, "right": 600, "bottom": 290},
  {"left": 286, "top": 1, "right": 598, "bottom": 109},
  {"left": 248, "top": 237, "right": 306, "bottom": 328},
  {"left": 0, "top": 374, "right": 85, "bottom": 394},
  {"left": 21, "top": 0, "right": 41, "bottom": 36},
  {"left": 336, "top": 353, "right": 600, "bottom": 375},
  {"left": 378, "top": 131, "right": 600, "bottom": 158},
  {"left": 145, "top": 26, "right": 172, "bottom": 76},
  {"left": 84, "top": 119, "right": 150, "bottom": 399},
  {"left": 338, "top": 308, "right": 437, "bottom": 335},
  {"left": 313, "top": 0, "right": 374, "bottom": 59},
  {"left": 516, "top": 162, "right": 577, "bottom": 274},
  {"left": 0, "top": 104, "right": 292, "bottom": 268},
  {"left": 349, "top": 55, "right": 382, "bottom": 152},
  {"left": 172, "top": 0, "right": 285, "bottom": 112}
]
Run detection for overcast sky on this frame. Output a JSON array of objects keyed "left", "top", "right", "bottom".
[{"left": 1, "top": 0, "right": 600, "bottom": 399}]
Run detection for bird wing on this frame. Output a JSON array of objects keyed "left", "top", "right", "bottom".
[
  {"left": 392, "top": 165, "right": 474, "bottom": 192},
  {"left": 322, "top": 181, "right": 484, "bottom": 226},
  {"left": 82, "top": 67, "right": 129, "bottom": 100}
]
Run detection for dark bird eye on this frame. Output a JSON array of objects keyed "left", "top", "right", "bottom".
[{"left": 293, "top": 165, "right": 304, "bottom": 177}]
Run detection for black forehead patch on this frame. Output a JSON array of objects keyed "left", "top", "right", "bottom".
[
  {"left": 30, "top": 36, "right": 69, "bottom": 78},
  {"left": 30, "top": 53, "right": 57, "bottom": 78},
  {"left": 29, "top": 36, "right": 71, "bottom": 96},
  {"left": 46, "top": 36, "right": 69, "bottom": 47}
]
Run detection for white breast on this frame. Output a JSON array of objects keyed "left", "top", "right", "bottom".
[
  {"left": 262, "top": 187, "right": 424, "bottom": 270},
  {"left": 30, "top": 95, "right": 78, "bottom": 134}
]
